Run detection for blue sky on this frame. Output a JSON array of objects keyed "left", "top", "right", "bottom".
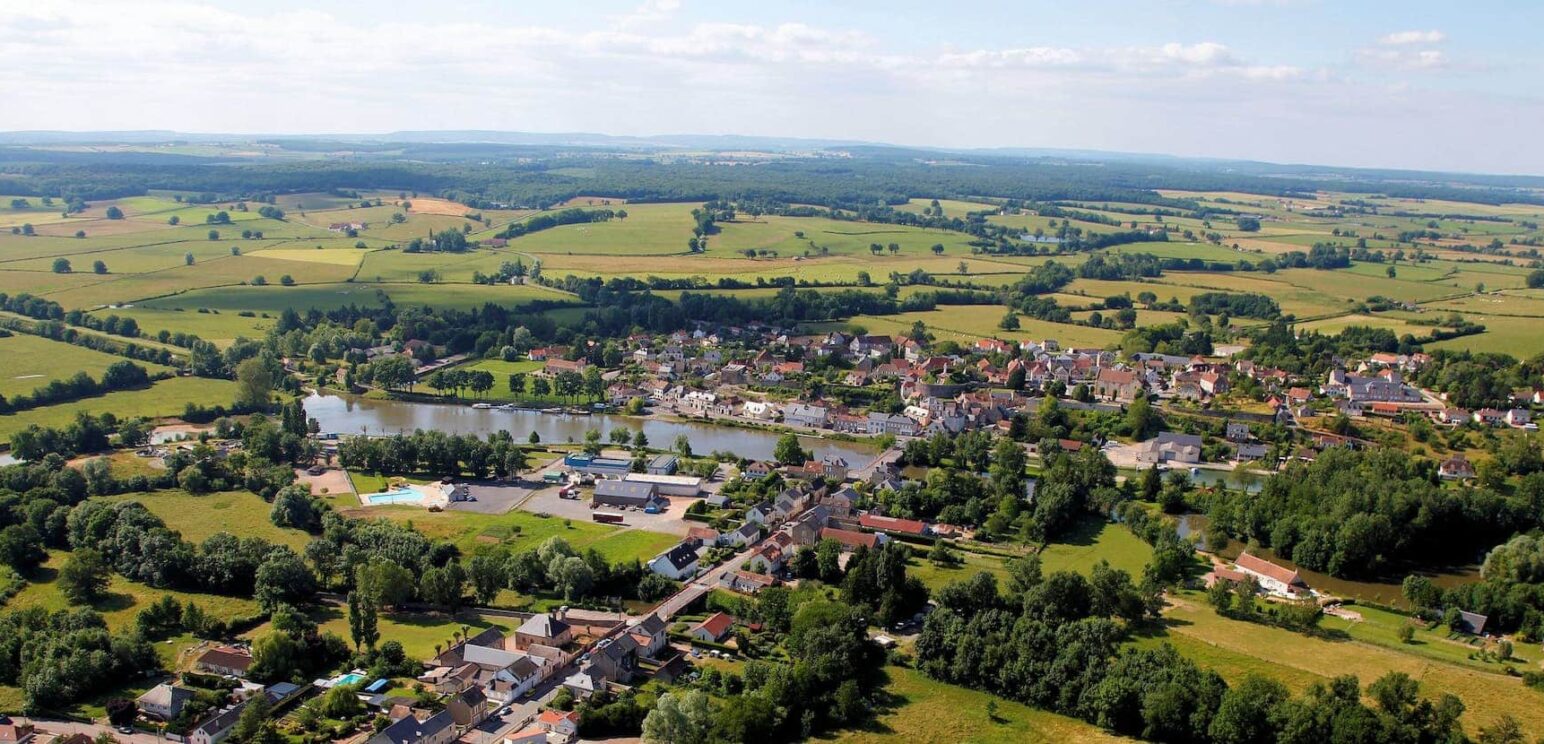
[{"left": 2, "top": 0, "right": 1540, "bottom": 174}]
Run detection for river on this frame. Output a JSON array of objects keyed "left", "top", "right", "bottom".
[{"left": 302, "top": 392, "right": 879, "bottom": 466}]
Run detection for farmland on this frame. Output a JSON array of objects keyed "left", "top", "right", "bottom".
[
  {"left": 0, "top": 375, "right": 238, "bottom": 444},
  {"left": 0, "top": 333, "right": 171, "bottom": 399}
]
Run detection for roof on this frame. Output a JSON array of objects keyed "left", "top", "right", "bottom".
[
  {"left": 629, "top": 613, "right": 667, "bottom": 636},
  {"left": 368, "top": 709, "right": 455, "bottom": 744},
  {"left": 594, "top": 480, "right": 659, "bottom": 501},
  {"left": 517, "top": 613, "right": 572, "bottom": 640},
  {"left": 694, "top": 612, "right": 734, "bottom": 639},
  {"left": 196, "top": 646, "right": 253, "bottom": 672},
  {"left": 539, "top": 709, "right": 581, "bottom": 726},
  {"left": 137, "top": 683, "right": 193, "bottom": 708},
  {"left": 462, "top": 644, "right": 523, "bottom": 669},
  {"left": 821, "top": 527, "right": 878, "bottom": 550},
  {"left": 655, "top": 542, "right": 700, "bottom": 571},
  {"left": 1235, "top": 552, "right": 1304, "bottom": 587},
  {"left": 859, "top": 513, "right": 927, "bottom": 536},
  {"left": 193, "top": 703, "right": 247, "bottom": 736}
]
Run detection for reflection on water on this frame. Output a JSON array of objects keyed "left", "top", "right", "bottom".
[{"left": 303, "top": 392, "right": 878, "bottom": 466}]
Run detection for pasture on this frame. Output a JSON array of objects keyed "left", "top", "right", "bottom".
[
  {"left": 713, "top": 214, "right": 982, "bottom": 258},
  {"left": 0, "top": 333, "right": 171, "bottom": 399},
  {"left": 0, "top": 376, "right": 239, "bottom": 444},
  {"left": 342, "top": 504, "right": 675, "bottom": 564}
]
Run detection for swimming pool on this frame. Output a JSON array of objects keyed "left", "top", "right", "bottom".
[
  {"left": 331, "top": 672, "right": 367, "bottom": 687},
  {"left": 364, "top": 487, "right": 424, "bottom": 505}
]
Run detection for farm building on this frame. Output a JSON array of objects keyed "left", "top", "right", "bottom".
[
  {"left": 564, "top": 454, "right": 633, "bottom": 478},
  {"left": 1234, "top": 552, "right": 1311, "bottom": 597},
  {"left": 623, "top": 471, "right": 703, "bottom": 497}
]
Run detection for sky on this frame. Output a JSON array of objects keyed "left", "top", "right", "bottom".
[{"left": 1, "top": 0, "right": 1541, "bottom": 174}]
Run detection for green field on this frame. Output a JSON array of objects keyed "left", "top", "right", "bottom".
[
  {"left": 0, "top": 333, "right": 171, "bottom": 398},
  {"left": 1154, "top": 593, "right": 1544, "bottom": 738},
  {"left": 501, "top": 202, "right": 698, "bottom": 255},
  {"left": 836, "top": 665, "right": 1124, "bottom": 743},
  {"left": 910, "top": 520, "right": 1153, "bottom": 593},
  {"left": 100, "top": 489, "right": 315, "bottom": 551},
  {"left": 845, "top": 306, "right": 1123, "bottom": 348},
  {"left": 90, "top": 306, "right": 274, "bottom": 345},
  {"left": 714, "top": 214, "right": 981, "bottom": 258},
  {"left": 5, "top": 550, "right": 262, "bottom": 631},
  {"left": 0, "top": 375, "right": 238, "bottom": 443},
  {"left": 345, "top": 504, "right": 675, "bottom": 563}
]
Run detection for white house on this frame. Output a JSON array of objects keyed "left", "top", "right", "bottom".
[{"left": 648, "top": 542, "right": 700, "bottom": 580}]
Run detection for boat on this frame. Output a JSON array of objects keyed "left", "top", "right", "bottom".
[
  {"left": 1189, "top": 467, "right": 1201, "bottom": 476},
  {"left": 471, "top": 403, "right": 493, "bottom": 410}
]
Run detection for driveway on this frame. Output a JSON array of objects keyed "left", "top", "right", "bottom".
[{"left": 519, "top": 485, "right": 694, "bottom": 536}]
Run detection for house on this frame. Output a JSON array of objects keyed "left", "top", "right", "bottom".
[
  {"left": 1093, "top": 368, "right": 1142, "bottom": 402},
  {"left": 627, "top": 614, "right": 669, "bottom": 658},
  {"left": 724, "top": 522, "right": 760, "bottom": 548},
  {"left": 745, "top": 501, "right": 774, "bottom": 525},
  {"left": 648, "top": 542, "right": 701, "bottom": 580},
  {"left": 722, "top": 570, "right": 777, "bottom": 594},
  {"left": 741, "top": 400, "right": 777, "bottom": 420},
  {"left": 1439, "top": 455, "right": 1476, "bottom": 480},
  {"left": 189, "top": 703, "right": 247, "bottom": 744},
  {"left": 742, "top": 461, "right": 775, "bottom": 480},
  {"left": 536, "top": 709, "right": 581, "bottom": 743},
  {"left": 1473, "top": 408, "right": 1505, "bottom": 426},
  {"left": 1134, "top": 432, "right": 1203, "bottom": 465},
  {"left": 686, "top": 526, "right": 721, "bottom": 547},
  {"left": 820, "top": 526, "right": 883, "bottom": 551},
  {"left": 1506, "top": 408, "right": 1533, "bottom": 427},
  {"left": 367, "top": 709, "right": 456, "bottom": 744},
  {"left": 0, "top": 717, "right": 34, "bottom": 744},
  {"left": 542, "top": 357, "right": 588, "bottom": 377},
  {"left": 1234, "top": 552, "right": 1310, "bottom": 597},
  {"left": 867, "top": 412, "right": 919, "bottom": 437},
  {"left": 743, "top": 540, "right": 787, "bottom": 574},
  {"left": 137, "top": 683, "right": 195, "bottom": 721},
  {"left": 1224, "top": 422, "right": 1251, "bottom": 443},
  {"left": 195, "top": 645, "right": 254, "bottom": 677},
  {"left": 515, "top": 613, "right": 573, "bottom": 651},
  {"left": 446, "top": 687, "right": 489, "bottom": 731},
  {"left": 858, "top": 513, "right": 929, "bottom": 538},
  {"left": 588, "top": 634, "right": 640, "bottom": 683},
  {"left": 1454, "top": 610, "right": 1489, "bottom": 636},
  {"left": 690, "top": 612, "right": 735, "bottom": 643},
  {"left": 593, "top": 480, "right": 666, "bottom": 511},
  {"left": 785, "top": 402, "right": 829, "bottom": 429}
]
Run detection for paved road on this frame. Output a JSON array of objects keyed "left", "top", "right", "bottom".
[
  {"left": 652, "top": 538, "right": 761, "bottom": 621},
  {"left": 32, "top": 720, "right": 165, "bottom": 743}
]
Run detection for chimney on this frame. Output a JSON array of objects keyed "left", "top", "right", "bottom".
[{"left": 556, "top": 605, "right": 568, "bottom": 621}]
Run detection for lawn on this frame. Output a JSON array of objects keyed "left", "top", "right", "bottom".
[
  {"left": 834, "top": 665, "right": 1125, "bottom": 743},
  {"left": 0, "top": 333, "right": 172, "bottom": 399},
  {"left": 585, "top": 529, "right": 680, "bottom": 564},
  {"left": 0, "top": 375, "right": 239, "bottom": 444},
  {"left": 1038, "top": 519, "right": 1154, "bottom": 578},
  {"left": 241, "top": 605, "right": 519, "bottom": 662},
  {"left": 99, "top": 489, "right": 315, "bottom": 551},
  {"left": 1155, "top": 592, "right": 1544, "bottom": 738}
]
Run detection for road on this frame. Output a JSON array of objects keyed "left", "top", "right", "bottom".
[
  {"left": 31, "top": 720, "right": 165, "bottom": 743},
  {"left": 652, "top": 537, "right": 761, "bottom": 621}
]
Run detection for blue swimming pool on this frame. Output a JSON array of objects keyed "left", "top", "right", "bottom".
[
  {"left": 364, "top": 487, "right": 424, "bottom": 505},
  {"left": 332, "top": 672, "right": 367, "bottom": 687}
]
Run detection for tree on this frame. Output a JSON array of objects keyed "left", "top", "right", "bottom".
[
  {"left": 774, "top": 432, "right": 809, "bottom": 465},
  {"left": 1208, "top": 675, "right": 1287, "bottom": 743},
  {"left": 105, "top": 206, "right": 124, "bottom": 219},
  {"left": 931, "top": 243, "right": 945, "bottom": 255},
  {"left": 642, "top": 690, "right": 713, "bottom": 744},
  {"left": 235, "top": 357, "right": 275, "bottom": 411},
  {"left": 469, "top": 554, "right": 506, "bottom": 605},
  {"left": 254, "top": 552, "right": 317, "bottom": 612},
  {"left": 58, "top": 548, "right": 111, "bottom": 603},
  {"left": 674, "top": 434, "right": 693, "bottom": 458},
  {"left": 999, "top": 310, "right": 1020, "bottom": 330},
  {"left": 92, "top": 260, "right": 107, "bottom": 274},
  {"left": 51, "top": 257, "right": 71, "bottom": 273},
  {"left": 347, "top": 590, "right": 379, "bottom": 651}
]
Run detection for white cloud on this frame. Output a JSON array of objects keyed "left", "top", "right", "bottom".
[{"left": 1380, "top": 29, "right": 1445, "bottom": 46}]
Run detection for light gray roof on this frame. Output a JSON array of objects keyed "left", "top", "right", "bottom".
[
  {"left": 462, "top": 644, "right": 523, "bottom": 669},
  {"left": 517, "top": 613, "right": 571, "bottom": 640}
]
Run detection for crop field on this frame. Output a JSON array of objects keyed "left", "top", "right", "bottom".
[
  {"left": 1102, "top": 241, "right": 1258, "bottom": 263},
  {"left": 846, "top": 306, "right": 1123, "bottom": 347},
  {"left": 1428, "top": 314, "right": 1544, "bottom": 356},
  {"left": 100, "top": 489, "right": 314, "bottom": 550},
  {"left": 1294, "top": 313, "right": 1426, "bottom": 336},
  {"left": 498, "top": 202, "right": 697, "bottom": 255},
  {"left": 0, "top": 376, "right": 238, "bottom": 444},
  {"left": 713, "top": 214, "right": 982, "bottom": 258},
  {"left": 0, "top": 333, "right": 171, "bottom": 398},
  {"left": 1155, "top": 592, "right": 1544, "bottom": 738}
]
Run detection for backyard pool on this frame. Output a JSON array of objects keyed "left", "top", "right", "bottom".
[{"left": 364, "top": 487, "right": 425, "bottom": 505}]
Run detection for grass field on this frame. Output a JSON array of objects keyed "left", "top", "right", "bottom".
[
  {"left": 0, "top": 375, "right": 238, "bottom": 444},
  {"left": 713, "top": 214, "right": 982, "bottom": 258},
  {"left": 910, "top": 520, "right": 1153, "bottom": 592},
  {"left": 1154, "top": 592, "right": 1544, "bottom": 738},
  {"left": 90, "top": 306, "right": 274, "bottom": 345},
  {"left": 5, "top": 550, "right": 262, "bottom": 631},
  {"left": 500, "top": 202, "right": 697, "bottom": 255},
  {"left": 99, "top": 489, "right": 314, "bottom": 550},
  {"left": 343, "top": 504, "right": 674, "bottom": 563},
  {"left": 0, "top": 333, "right": 172, "bottom": 398},
  {"left": 834, "top": 665, "right": 1125, "bottom": 743}
]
